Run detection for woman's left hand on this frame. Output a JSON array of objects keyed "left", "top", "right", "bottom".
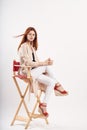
[{"left": 47, "top": 58, "right": 53, "bottom": 65}]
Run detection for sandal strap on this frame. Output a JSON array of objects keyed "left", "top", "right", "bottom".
[
  {"left": 39, "top": 103, "right": 49, "bottom": 117},
  {"left": 54, "top": 84, "right": 61, "bottom": 90}
]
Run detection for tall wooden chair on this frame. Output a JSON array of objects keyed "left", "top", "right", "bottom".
[{"left": 11, "top": 60, "right": 48, "bottom": 129}]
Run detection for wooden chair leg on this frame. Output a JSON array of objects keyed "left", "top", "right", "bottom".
[
  {"left": 11, "top": 77, "right": 31, "bottom": 126},
  {"left": 25, "top": 95, "right": 40, "bottom": 129},
  {"left": 11, "top": 77, "right": 49, "bottom": 129},
  {"left": 25, "top": 90, "right": 49, "bottom": 129}
]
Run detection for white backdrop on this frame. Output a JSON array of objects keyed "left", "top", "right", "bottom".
[{"left": 1, "top": 0, "right": 87, "bottom": 130}]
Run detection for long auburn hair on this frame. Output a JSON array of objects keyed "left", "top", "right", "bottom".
[{"left": 17, "top": 27, "right": 38, "bottom": 51}]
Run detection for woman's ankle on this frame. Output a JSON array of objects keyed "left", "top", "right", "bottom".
[
  {"left": 39, "top": 102, "right": 47, "bottom": 112},
  {"left": 39, "top": 102, "right": 49, "bottom": 117}
]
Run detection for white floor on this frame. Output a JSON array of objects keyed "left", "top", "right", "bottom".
[
  {"left": 1, "top": 92, "right": 87, "bottom": 130},
  {"left": 1, "top": 112, "right": 87, "bottom": 130},
  {"left": 1, "top": 119, "right": 87, "bottom": 130}
]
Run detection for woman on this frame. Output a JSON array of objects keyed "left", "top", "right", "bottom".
[{"left": 17, "top": 27, "right": 68, "bottom": 117}]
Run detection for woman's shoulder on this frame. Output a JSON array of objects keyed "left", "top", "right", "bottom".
[
  {"left": 20, "top": 42, "right": 31, "bottom": 50},
  {"left": 21, "top": 42, "right": 28, "bottom": 48}
]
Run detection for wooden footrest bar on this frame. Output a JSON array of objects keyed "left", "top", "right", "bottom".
[{"left": 16, "top": 116, "right": 28, "bottom": 122}]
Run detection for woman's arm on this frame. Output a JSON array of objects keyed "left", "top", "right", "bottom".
[{"left": 18, "top": 44, "right": 53, "bottom": 67}]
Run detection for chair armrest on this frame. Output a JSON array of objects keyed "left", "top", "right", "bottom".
[{"left": 14, "top": 65, "right": 31, "bottom": 68}]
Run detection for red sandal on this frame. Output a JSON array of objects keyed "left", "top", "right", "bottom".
[
  {"left": 54, "top": 83, "right": 68, "bottom": 96},
  {"left": 38, "top": 103, "right": 49, "bottom": 117}
]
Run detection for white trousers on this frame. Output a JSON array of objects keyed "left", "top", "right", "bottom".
[{"left": 31, "top": 66, "right": 57, "bottom": 103}]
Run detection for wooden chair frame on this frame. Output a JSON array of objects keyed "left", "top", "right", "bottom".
[{"left": 11, "top": 60, "right": 48, "bottom": 129}]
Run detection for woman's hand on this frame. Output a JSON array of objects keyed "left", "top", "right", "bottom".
[
  {"left": 44, "top": 58, "right": 53, "bottom": 65},
  {"left": 38, "top": 58, "right": 53, "bottom": 66}
]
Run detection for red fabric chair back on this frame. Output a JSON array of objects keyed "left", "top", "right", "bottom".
[{"left": 13, "top": 60, "right": 20, "bottom": 72}]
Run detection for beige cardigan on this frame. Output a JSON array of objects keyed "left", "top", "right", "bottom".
[
  {"left": 18, "top": 42, "right": 47, "bottom": 96},
  {"left": 18, "top": 43, "right": 39, "bottom": 67}
]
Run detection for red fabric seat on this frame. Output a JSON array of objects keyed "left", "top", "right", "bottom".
[{"left": 14, "top": 74, "right": 27, "bottom": 79}]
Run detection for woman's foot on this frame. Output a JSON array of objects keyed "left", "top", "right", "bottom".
[
  {"left": 54, "top": 82, "right": 68, "bottom": 96},
  {"left": 38, "top": 103, "right": 49, "bottom": 117}
]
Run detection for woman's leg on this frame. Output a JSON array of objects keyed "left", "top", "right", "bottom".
[
  {"left": 46, "top": 66, "right": 68, "bottom": 94},
  {"left": 37, "top": 74, "right": 56, "bottom": 103},
  {"left": 31, "top": 66, "right": 56, "bottom": 117},
  {"left": 31, "top": 66, "right": 68, "bottom": 97},
  {"left": 37, "top": 74, "right": 56, "bottom": 117},
  {"left": 31, "top": 66, "right": 47, "bottom": 79},
  {"left": 45, "top": 66, "right": 57, "bottom": 81},
  {"left": 31, "top": 66, "right": 56, "bottom": 102}
]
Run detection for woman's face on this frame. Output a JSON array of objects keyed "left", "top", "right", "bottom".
[{"left": 27, "top": 30, "right": 36, "bottom": 42}]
